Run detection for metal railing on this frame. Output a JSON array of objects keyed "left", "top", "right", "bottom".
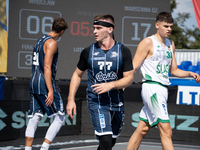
[{"left": 175, "top": 49, "right": 200, "bottom": 65}]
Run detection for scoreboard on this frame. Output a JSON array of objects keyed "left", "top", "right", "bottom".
[{"left": 7, "top": 0, "right": 170, "bottom": 81}]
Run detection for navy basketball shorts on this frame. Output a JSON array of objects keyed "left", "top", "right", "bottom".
[
  {"left": 28, "top": 92, "right": 64, "bottom": 118},
  {"left": 88, "top": 107, "right": 124, "bottom": 138}
]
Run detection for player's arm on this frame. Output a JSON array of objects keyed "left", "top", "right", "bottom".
[
  {"left": 132, "top": 37, "right": 153, "bottom": 74},
  {"left": 67, "top": 47, "right": 88, "bottom": 119},
  {"left": 113, "top": 69, "right": 134, "bottom": 89},
  {"left": 43, "top": 39, "right": 57, "bottom": 106},
  {"left": 67, "top": 67, "right": 85, "bottom": 119},
  {"left": 170, "top": 41, "right": 200, "bottom": 83},
  {"left": 91, "top": 45, "right": 134, "bottom": 94},
  {"left": 91, "top": 70, "right": 133, "bottom": 94}
]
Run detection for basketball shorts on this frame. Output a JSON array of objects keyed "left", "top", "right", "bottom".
[
  {"left": 28, "top": 92, "right": 64, "bottom": 118},
  {"left": 140, "top": 83, "right": 170, "bottom": 127},
  {"left": 88, "top": 106, "right": 124, "bottom": 138}
]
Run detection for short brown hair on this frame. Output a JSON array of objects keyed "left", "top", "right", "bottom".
[
  {"left": 156, "top": 12, "right": 174, "bottom": 23},
  {"left": 94, "top": 14, "right": 115, "bottom": 24},
  {"left": 52, "top": 17, "right": 68, "bottom": 33}
]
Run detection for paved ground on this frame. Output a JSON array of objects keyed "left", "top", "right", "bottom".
[{"left": 0, "top": 135, "right": 200, "bottom": 150}]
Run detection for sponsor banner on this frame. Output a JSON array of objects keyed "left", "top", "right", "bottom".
[
  {"left": 0, "top": 100, "right": 81, "bottom": 141},
  {"left": 122, "top": 102, "right": 200, "bottom": 142},
  {"left": 176, "top": 86, "right": 200, "bottom": 105},
  {"left": 82, "top": 101, "right": 200, "bottom": 142}
]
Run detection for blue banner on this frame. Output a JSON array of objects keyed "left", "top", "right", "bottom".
[{"left": 0, "top": 77, "right": 5, "bottom": 100}]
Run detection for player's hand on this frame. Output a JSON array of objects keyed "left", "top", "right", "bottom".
[
  {"left": 45, "top": 91, "right": 54, "bottom": 106},
  {"left": 91, "top": 82, "right": 114, "bottom": 94},
  {"left": 190, "top": 72, "right": 200, "bottom": 83},
  {"left": 66, "top": 100, "right": 76, "bottom": 119}
]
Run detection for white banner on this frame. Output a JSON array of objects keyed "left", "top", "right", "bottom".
[{"left": 176, "top": 86, "right": 200, "bottom": 105}]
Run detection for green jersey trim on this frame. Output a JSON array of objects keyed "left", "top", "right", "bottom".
[
  {"left": 145, "top": 74, "right": 152, "bottom": 80},
  {"left": 150, "top": 118, "right": 170, "bottom": 127},
  {"left": 139, "top": 117, "right": 170, "bottom": 127},
  {"left": 139, "top": 117, "right": 148, "bottom": 122},
  {"left": 143, "top": 80, "right": 168, "bottom": 87}
]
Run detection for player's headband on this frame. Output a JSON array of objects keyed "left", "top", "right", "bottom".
[{"left": 93, "top": 20, "right": 115, "bottom": 29}]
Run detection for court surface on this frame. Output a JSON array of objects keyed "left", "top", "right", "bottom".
[{"left": 0, "top": 135, "right": 200, "bottom": 150}]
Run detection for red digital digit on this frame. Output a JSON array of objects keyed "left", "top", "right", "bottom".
[
  {"left": 81, "top": 22, "right": 89, "bottom": 36},
  {"left": 70, "top": 21, "right": 80, "bottom": 36},
  {"left": 90, "top": 27, "right": 93, "bottom": 36}
]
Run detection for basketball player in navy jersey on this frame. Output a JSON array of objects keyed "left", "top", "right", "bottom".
[
  {"left": 66, "top": 14, "right": 133, "bottom": 150},
  {"left": 25, "top": 18, "right": 68, "bottom": 150}
]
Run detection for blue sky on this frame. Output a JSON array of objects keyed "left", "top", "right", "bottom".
[{"left": 172, "top": 0, "right": 198, "bottom": 30}]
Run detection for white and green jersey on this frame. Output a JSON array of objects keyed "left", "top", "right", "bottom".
[{"left": 140, "top": 35, "right": 173, "bottom": 86}]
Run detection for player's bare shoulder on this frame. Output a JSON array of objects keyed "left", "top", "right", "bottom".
[
  {"left": 137, "top": 37, "right": 154, "bottom": 59},
  {"left": 44, "top": 38, "right": 57, "bottom": 54},
  {"left": 137, "top": 37, "right": 153, "bottom": 53},
  {"left": 46, "top": 38, "right": 57, "bottom": 47},
  {"left": 142, "top": 37, "right": 153, "bottom": 46}
]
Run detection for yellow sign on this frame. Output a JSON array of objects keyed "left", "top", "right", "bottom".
[{"left": 0, "top": 0, "right": 7, "bottom": 73}]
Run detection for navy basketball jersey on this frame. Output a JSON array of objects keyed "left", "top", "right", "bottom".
[
  {"left": 87, "top": 42, "right": 124, "bottom": 111},
  {"left": 29, "top": 34, "right": 58, "bottom": 94}
]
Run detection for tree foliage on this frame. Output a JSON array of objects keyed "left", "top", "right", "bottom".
[{"left": 170, "top": 0, "right": 200, "bottom": 49}]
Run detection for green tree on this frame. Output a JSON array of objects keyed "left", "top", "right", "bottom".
[
  {"left": 170, "top": 0, "right": 200, "bottom": 49},
  {"left": 187, "top": 27, "right": 200, "bottom": 48}
]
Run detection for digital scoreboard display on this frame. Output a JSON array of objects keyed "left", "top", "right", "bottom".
[{"left": 7, "top": 0, "right": 170, "bottom": 81}]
